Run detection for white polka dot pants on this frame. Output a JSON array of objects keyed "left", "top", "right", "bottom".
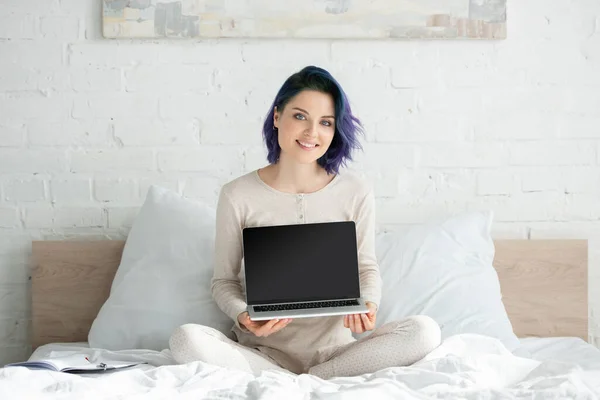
[
  {"left": 169, "top": 323, "right": 288, "bottom": 374},
  {"left": 169, "top": 315, "right": 441, "bottom": 380},
  {"left": 308, "top": 316, "right": 441, "bottom": 379}
]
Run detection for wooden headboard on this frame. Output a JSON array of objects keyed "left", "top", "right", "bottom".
[{"left": 31, "top": 239, "right": 588, "bottom": 349}]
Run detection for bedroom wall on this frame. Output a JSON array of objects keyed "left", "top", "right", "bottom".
[{"left": 0, "top": 0, "right": 599, "bottom": 365}]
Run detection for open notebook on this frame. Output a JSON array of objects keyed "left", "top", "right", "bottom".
[{"left": 5, "top": 353, "right": 147, "bottom": 374}]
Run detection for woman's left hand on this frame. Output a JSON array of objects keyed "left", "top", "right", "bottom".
[{"left": 344, "top": 301, "right": 377, "bottom": 334}]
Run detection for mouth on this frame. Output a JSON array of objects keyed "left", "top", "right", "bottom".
[{"left": 296, "top": 140, "right": 319, "bottom": 150}]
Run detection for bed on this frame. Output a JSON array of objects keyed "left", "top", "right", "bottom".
[{"left": 1, "top": 238, "right": 599, "bottom": 399}]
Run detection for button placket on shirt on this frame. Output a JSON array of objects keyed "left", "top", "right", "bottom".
[{"left": 297, "top": 194, "right": 304, "bottom": 223}]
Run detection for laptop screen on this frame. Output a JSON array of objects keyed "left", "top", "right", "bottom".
[{"left": 242, "top": 221, "right": 361, "bottom": 305}]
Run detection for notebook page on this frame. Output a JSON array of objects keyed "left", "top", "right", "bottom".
[{"left": 44, "top": 354, "right": 95, "bottom": 371}]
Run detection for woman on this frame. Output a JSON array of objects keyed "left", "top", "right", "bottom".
[{"left": 169, "top": 66, "right": 441, "bottom": 379}]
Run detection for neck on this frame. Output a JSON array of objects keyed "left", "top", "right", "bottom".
[{"left": 270, "top": 156, "right": 327, "bottom": 194}]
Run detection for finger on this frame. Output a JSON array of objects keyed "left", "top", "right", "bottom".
[
  {"left": 244, "top": 321, "right": 259, "bottom": 335},
  {"left": 369, "top": 309, "right": 377, "bottom": 321},
  {"left": 248, "top": 322, "right": 264, "bottom": 335},
  {"left": 358, "top": 314, "right": 367, "bottom": 333},
  {"left": 241, "top": 316, "right": 256, "bottom": 331},
  {"left": 352, "top": 314, "right": 363, "bottom": 334},
  {"left": 344, "top": 315, "right": 348, "bottom": 328},
  {"left": 360, "top": 313, "right": 374, "bottom": 331},
  {"left": 257, "top": 319, "right": 281, "bottom": 337},
  {"left": 269, "top": 318, "right": 288, "bottom": 331},
  {"left": 269, "top": 318, "right": 291, "bottom": 335}
]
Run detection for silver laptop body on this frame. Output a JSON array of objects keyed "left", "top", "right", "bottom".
[{"left": 242, "top": 221, "right": 368, "bottom": 321}]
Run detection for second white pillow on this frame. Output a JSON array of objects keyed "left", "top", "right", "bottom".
[
  {"left": 370, "top": 210, "right": 520, "bottom": 351},
  {"left": 88, "top": 185, "right": 233, "bottom": 351}
]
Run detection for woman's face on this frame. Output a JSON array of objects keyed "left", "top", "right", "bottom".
[{"left": 274, "top": 90, "right": 336, "bottom": 167}]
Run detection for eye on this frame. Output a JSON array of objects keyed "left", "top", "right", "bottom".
[
  {"left": 294, "top": 113, "right": 306, "bottom": 120},
  {"left": 321, "top": 120, "right": 333, "bottom": 127}
]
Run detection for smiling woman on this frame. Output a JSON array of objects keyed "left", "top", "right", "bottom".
[{"left": 168, "top": 65, "right": 442, "bottom": 379}]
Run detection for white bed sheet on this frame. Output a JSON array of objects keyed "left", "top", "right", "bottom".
[
  {"left": 514, "top": 336, "right": 600, "bottom": 370},
  {"left": 1, "top": 334, "right": 600, "bottom": 399}
]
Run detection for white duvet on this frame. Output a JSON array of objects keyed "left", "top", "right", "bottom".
[{"left": 1, "top": 334, "right": 599, "bottom": 399}]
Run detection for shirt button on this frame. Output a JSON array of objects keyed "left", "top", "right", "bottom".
[{"left": 299, "top": 214, "right": 304, "bottom": 220}]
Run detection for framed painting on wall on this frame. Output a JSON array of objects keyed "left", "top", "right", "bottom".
[{"left": 102, "top": 0, "right": 506, "bottom": 40}]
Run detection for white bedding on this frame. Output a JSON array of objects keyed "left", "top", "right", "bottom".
[{"left": 1, "top": 334, "right": 600, "bottom": 399}]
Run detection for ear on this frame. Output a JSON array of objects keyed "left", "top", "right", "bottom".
[{"left": 273, "top": 106, "right": 280, "bottom": 128}]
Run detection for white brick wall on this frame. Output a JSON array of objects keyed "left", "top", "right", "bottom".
[
  {"left": 113, "top": 119, "right": 200, "bottom": 146},
  {"left": 50, "top": 177, "right": 92, "bottom": 204},
  {"left": 94, "top": 178, "right": 139, "bottom": 203},
  {"left": 70, "top": 149, "right": 155, "bottom": 172},
  {"left": 0, "top": 208, "right": 20, "bottom": 229},
  {"left": 1, "top": 0, "right": 600, "bottom": 365},
  {"left": 0, "top": 150, "right": 67, "bottom": 173},
  {"left": 3, "top": 179, "right": 45, "bottom": 203}
]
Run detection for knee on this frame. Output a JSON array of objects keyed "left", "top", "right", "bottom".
[
  {"left": 169, "top": 324, "right": 224, "bottom": 364},
  {"left": 171, "top": 323, "right": 225, "bottom": 342},
  {"left": 387, "top": 315, "right": 441, "bottom": 353},
  {"left": 406, "top": 315, "right": 442, "bottom": 352},
  {"left": 168, "top": 324, "right": 195, "bottom": 358}
]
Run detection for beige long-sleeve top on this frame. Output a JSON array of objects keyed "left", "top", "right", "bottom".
[{"left": 211, "top": 169, "right": 382, "bottom": 374}]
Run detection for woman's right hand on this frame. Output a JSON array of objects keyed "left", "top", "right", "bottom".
[{"left": 237, "top": 312, "right": 292, "bottom": 337}]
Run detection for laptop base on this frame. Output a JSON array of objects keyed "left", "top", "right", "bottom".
[{"left": 247, "top": 299, "right": 369, "bottom": 321}]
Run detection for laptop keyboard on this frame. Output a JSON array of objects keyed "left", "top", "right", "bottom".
[{"left": 254, "top": 299, "right": 360, "bottom": 313}]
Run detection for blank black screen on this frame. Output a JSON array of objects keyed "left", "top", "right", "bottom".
[{"left": 243, "top": 221, "right": 360, "bottom": 305}]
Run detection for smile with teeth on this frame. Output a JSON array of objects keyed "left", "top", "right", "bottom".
[{"left": 297, "top": 140, "right": 319, "bottom": 150}]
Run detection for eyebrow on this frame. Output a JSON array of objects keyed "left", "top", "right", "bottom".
[{"left": 292, "top": 107, "right": 335, "bottom": 119}]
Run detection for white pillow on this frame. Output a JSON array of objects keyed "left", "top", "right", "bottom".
[
  {"left": 370, "top": 210, "right": 520, "bottom": 351},
  {"left": 88, "top": 185, "right": 233, "bottom": 351}
]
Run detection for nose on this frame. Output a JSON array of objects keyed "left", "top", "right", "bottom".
[{"left": 304, "top": 122, "right": 319, "bottom": 138}]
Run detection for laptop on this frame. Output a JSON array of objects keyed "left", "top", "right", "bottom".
[{"left": 242, "top": 221, "right": 369, "bottom": 321}]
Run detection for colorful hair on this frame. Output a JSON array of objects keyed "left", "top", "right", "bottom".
[{"left": 262, "top": 66, "right": 364, "bottom": 175}]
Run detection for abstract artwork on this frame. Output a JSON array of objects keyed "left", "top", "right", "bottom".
[{"left": 102, "top": 0, "right": 506, "bottom": 40}]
